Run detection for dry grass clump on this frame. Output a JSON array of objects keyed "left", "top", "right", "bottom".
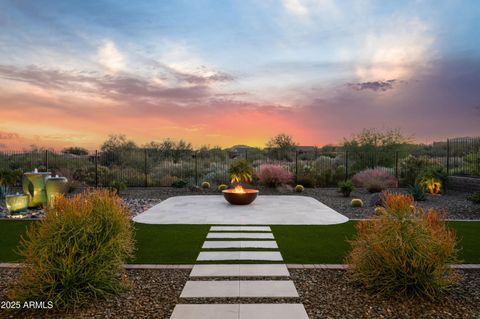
[
  {"left": 347, "top": 192, "right": 460, "bottom": 299},
  {"left": 10, "top": 189, "right": 135, "bottom": 309}
]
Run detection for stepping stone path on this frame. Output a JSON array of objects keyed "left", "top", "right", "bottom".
[{"left": 170, "top": 226, "right": 309, "bottom": 319}]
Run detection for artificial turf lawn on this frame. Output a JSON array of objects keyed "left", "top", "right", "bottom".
[{"left": 0, "top": 220, "right": 479, "bottom": 264}]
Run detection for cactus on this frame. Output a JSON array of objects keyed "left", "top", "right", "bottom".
[
  {"left": 351, "top": 198, "right": 364, "bottom": 207},
  {"left": 201, "top": 181, "right": 210, "bottom": 189},
  {"left": 295, "top": 185, "right": 304, "bottom": 193},
  {"left": 217, "top": 184, "right": 228, "bottom": 191}
]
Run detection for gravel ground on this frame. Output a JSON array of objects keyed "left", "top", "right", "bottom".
[
  {"left": 121, "top": 187, "right": 480, "bottom": 220},
  {"left": 291, "top": 268, "right": 480, "bottom": 319},
  {"left": 1, "top": 268, "right": 478, "bottom": 318},
  {"left": 1, "top": 187, "right": 478, "bottom": 220},
  {"left": 0, "top": 268, "right": 189, "bottom": 319}
]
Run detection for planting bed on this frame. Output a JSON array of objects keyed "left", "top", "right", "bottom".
[
  {"left": 1, "top": 268, "right": 478, "bottom": 319},
  {"left": 1, "top": 187, "right": 477, "bottom": 220},
  {"left": 121, "top": 187, "right": 479, "bottom": 220}
]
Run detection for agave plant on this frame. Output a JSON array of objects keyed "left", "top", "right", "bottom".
[
  {"left": 228, "top": 159, "right": 253, "bottom": 184},
  {"left": 407, "top": 183, "right": 426, "bottom": 201}
]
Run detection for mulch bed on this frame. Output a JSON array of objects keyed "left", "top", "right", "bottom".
[{"left": 1, "top": 268, "right": 478, "bottom": 319}]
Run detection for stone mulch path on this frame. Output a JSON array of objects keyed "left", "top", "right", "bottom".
[{"left": 170, "top": 225, "right": 309, "bottom": 319}]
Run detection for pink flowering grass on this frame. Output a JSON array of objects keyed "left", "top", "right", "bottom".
[
  {"left": 257, "top": 164, "right": 293, "bottom": 187},
  {"left": 352, "top": 168, "right": 398, "bottom": 192}
]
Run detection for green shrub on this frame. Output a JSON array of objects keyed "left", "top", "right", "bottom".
[
  {"left": 217, "top": 184, "right": 228, "bottom": 191},
  {"left": 399, "top": 155, "right": 437, "bottom": 186},
  {"left": 351, "top": 198, "right": 363, "bottom": 207},
  {"left": 109, "top": 179, "right": 127, "bottom": 195},
  {"left": 408, "top": 183, "right": 426, "bottom": 201},
  {"left": 294, "top": 185, "right": 304, "bottom": 193},
  {"left": 464, "top": 151, "right": 480, "bottom": 175},
  {"left": 201, "top": 181, "right": 210, "bottom": 189},
  {"left": 347, "top": 192, "right": 460, "bottom": 299},
  {"left": 171, "top": 179, "right": 187, "bottom": 188},
  {"left": 417, "top": 166, "right": 448, "bottom": 185},
  {"left": 417, "top": 166, "right": 447, "bottom": 194},
  {"left": 10, "top": 190, "right": 135, "bottom": 309},
  {"left": 228, "top": 159, "right": 253, "bottom": 183},
  {"left": 338, "top": 180, "right": 354, "bottom": 197},
  {"left": 467, "top": 192, "right": 480, "bottom": 204}
]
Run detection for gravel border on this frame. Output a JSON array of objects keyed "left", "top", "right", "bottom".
[
  {"left": 291, "top": 268, "right": 480, "bottom": 319},
  {"left": 2, "top": 187, "right": 478, "bottom": 220},
  {"left": 120, "top": 187, "right": 480, "bottom": 220},
  {"left": 1, "top": 268, "right": 478, "bottom": 318},
  {"left": 0, "top": 268, "right": 189, "bottom": 319}
]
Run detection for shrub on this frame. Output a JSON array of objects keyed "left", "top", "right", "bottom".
[
  {"left": 201, "top": 181, "right": 210, "bottom": 189},
  {"left": 399, "top": 155, "right": 437, "bottom": 186},
  {"left": 109, "top": 179, "right": 127, "bottom": 195},
  {"left": 464, "top": 151, "right": 480, "bottom": 175},
  {"left": 417, "top": 166, "right": 447, "bottom": 194},
  {"left": 218, "top": 184, "right": 228, "bottom": 191},
  {"left": 257, "top": 164, "right": 293, "bottom": 187},
  {"left": 351, "top": 198, "right": 363, "bottom": 207},
  {"left": 10, "top": 190, "right": 135, "bottom": 308},
  {"left": 352, "top": 168, "right": 398, "bottom": 193},
  {"left": 338, "top": 180, "right": 354, "bottom": 197},
  {"left": 408, "top": 184, "right": 426, "bottom": 201},
  {"left": 228, "top": 159, "right": 253, "bottom": 184},
  {"left": 467, "top": 192, "right": 480, "bottom": 204},
  {"left": 295, "top": 185, "right": 304, "bottom": 193},
  {"left": 346, "top": 192, "right": 460, "bottom": 299},
  {"left": 171, "top": 179, "right": 187, "bottom": 188}
]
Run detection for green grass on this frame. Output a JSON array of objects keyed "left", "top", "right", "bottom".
[
  {"left": 0, "top": 220, "right": 479, "bottom": 264},
  {"left": 131, "top": 224, "right": 209, "bottom": 263},
  {"left": 272, "top": 223, "right": 357, "bottom": 263}
]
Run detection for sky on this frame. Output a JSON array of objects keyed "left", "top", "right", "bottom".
[{"left": 0, "top": 0, "right": 479, "bottom": 150}]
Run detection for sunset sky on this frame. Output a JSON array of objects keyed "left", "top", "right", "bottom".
[{"left": 0, "top": 0, "right": 479, "bottom": 150}]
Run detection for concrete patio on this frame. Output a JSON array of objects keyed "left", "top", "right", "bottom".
[{"left": 133, "top": 195, "right": 349, "bottom": 225}]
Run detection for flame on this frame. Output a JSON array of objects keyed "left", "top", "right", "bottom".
[{"left": 233, "top": 185, "right": 246, "bottom": 193}]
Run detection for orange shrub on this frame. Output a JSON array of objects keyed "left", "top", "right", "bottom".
[{"left": 346, "top": 192, "right": 460, "bottom": 299}]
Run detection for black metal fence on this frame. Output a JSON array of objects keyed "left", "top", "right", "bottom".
[{"left": 0, "top": 137, "right": 478, "bottom": 188}]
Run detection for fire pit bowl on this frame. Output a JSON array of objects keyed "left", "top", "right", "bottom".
[{"left": 222, "top": 187, "right": 259, "bottom": 205}]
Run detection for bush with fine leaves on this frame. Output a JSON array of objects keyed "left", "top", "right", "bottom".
[
  {"left": 10, "top": 190, "right": 135, "bottom": 309},
  {"left": 257, "top": 164, "right": 293, "bottom": 187},
  {"left": 346, "top": 192, "right": 460, "bottom": 299}
]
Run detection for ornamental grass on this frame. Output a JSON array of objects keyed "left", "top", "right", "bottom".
[
  {"left": 10, "top": 189, "right": 135, "bottom": 309},
  {"left": 346, "top": 192, "right": 460, "bottom": 299}
]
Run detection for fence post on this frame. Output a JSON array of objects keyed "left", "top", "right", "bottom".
[
  {"left": 446, "top": 139, "right": 450, "bottom": 193},
  {"left": 144, "top": 148, "right": 148, "bottom": 187},
  {"left": 95, "top": 150, "right": 98, "bottom": 188},
  {"left": 345, "top": 150, "right": 349, "bottom": 181},
  {"left": 295, "top": 150, "right": 298, "bottom": 184},
  {"left": 395, "top": 151, "right": 399, "bottom": 180},
  {"left": 45, "top": 150, "right": 49, "bottom": 171},
  {"left": 446, "top": 138, "right": 450, "bottom": 176},
  {"left": 194, "top": 152, "right": 198, "bottom": 186}
]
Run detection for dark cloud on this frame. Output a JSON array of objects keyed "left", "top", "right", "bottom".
[
  {"left": 347, "top": 79, "right": 399, "bottom": 92},
  {"left": 0, "top": 64, "right": 235, "bottom": 102},
  {"left": 299, "top": 58, "right": 480, "bottom": 142}
]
